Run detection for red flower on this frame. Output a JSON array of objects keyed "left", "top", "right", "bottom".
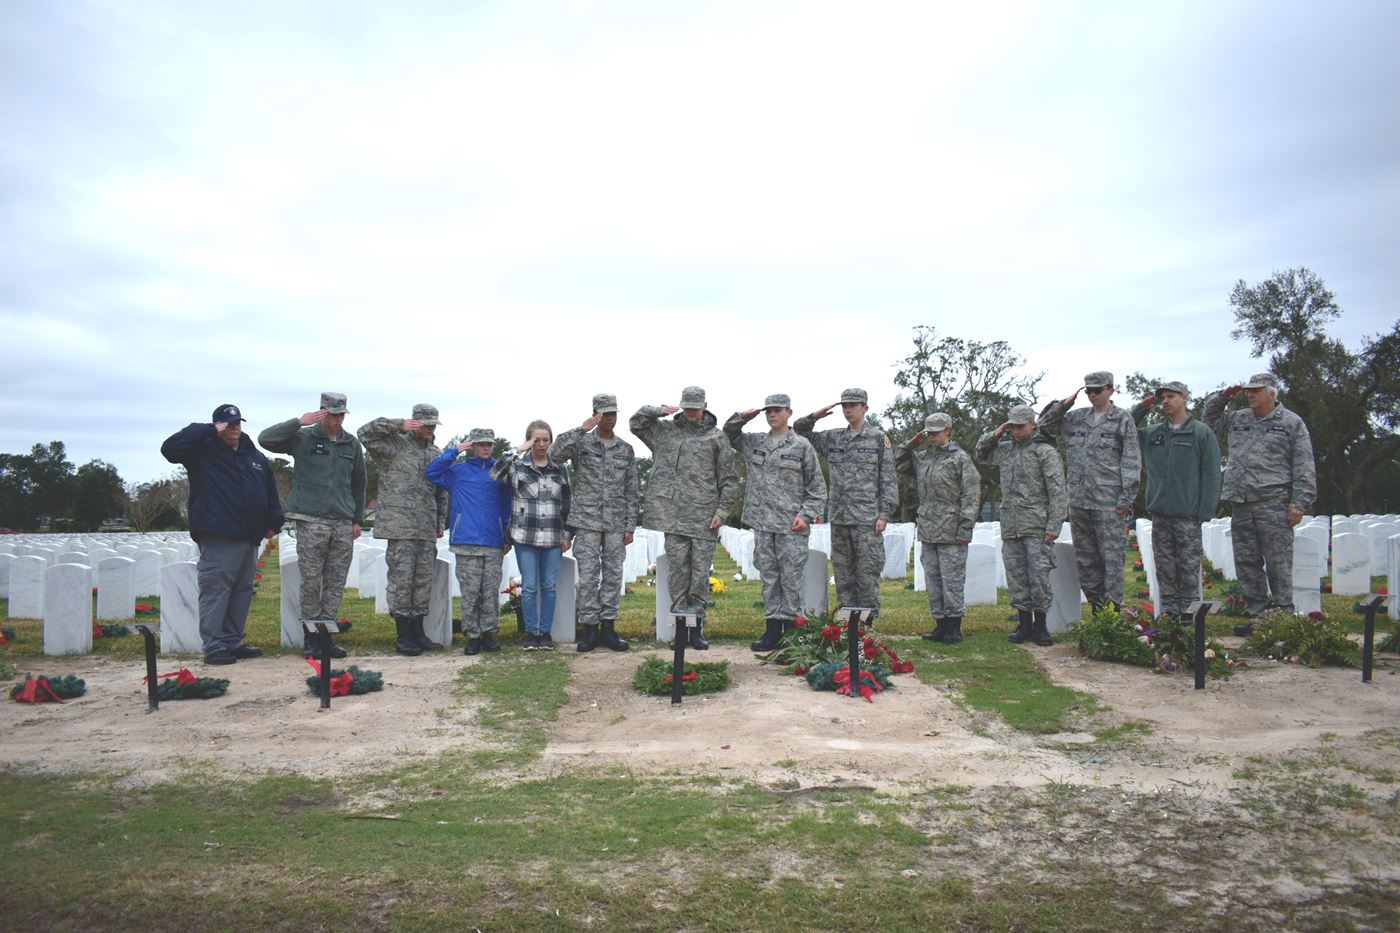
[
  {"left": 1141, "top": 602, "right": 1154, "bottom": 615},
  {"left": 862, "top": 636, "right": 875, "bottom": 649},
  {"left": 254, "top": 573, "right": 263, "bottom": 581},
  {"left": 1307, "top": 611, "right": 1326, "bottom": 621},
  {"left": 793, "top": 666, "right": 809, "bottom": 675},
  {"left": 1379, "top": 587, "right": 1389, "bottom": 595},
  {"left": 257, "top": 561, "right": 266, "bottom": 568},
  {"left": 820, "top": 625, "right": 842, "bottom": 641},
  {"left": 863, "top": 646, "right": 878, "bottom": 660},
  {"left": 1322, "top": 582, "right": 1332, "bottom": 592},
  {"left": 793, "top": 615, "right": 807, "bottom": 628}
]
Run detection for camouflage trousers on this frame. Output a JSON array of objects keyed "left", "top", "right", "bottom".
[
  {"left": 451, "top": 544, "right": 503, "bottom": 636},
  {"left": 572, "top": 530, "right": 626, "bottom": 626},
  {"left": 754, "top": 530, "right": 808, "bottom": 621},
  {"left": 665, "top": 533, "right": 716, "bottom": 619},
  {"left": 1069, "top": 507, "right": 1127, "bottom": 607},
  {"left": 386, "top": 538, "right": 437, "bottom": 617},
  {"left": 920, "top": 541, "right": 968, "bottom": 619},
  {"left": 1003, "top": 536, "right": 1054, "bottom": 611},
  {"left": 1230, "top": 495, "right": 1294, "bottom": 615},
  {"left": 295, "top": 517, "right": 354, "bottom": 621},
  {"left": 831, "top": 524, "right": 883, "bottom": 616},
  {"left": 1150, "top": 517, "right": 1202, "bottom": 617}
]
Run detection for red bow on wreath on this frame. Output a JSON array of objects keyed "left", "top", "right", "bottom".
[
  {"left": 14, "top": 678, "right": 64, "bottom": 704},
  {"left": 305, "top": 657, "right": 354, "bottom": 696},
  {"left": 662, "top": 671, "right": 697, "bottom": 683},
  {"left": 144, "top": 668, "right": 197, "bottom": 685},
  {"left": 832, "top": 668, "right": 884, "bottom": 703}
]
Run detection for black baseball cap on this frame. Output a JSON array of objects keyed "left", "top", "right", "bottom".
[{"left": 212, "top": 404, "right": 245, "bottom": 423}]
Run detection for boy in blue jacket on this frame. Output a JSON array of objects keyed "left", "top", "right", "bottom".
[{"left": 427, "top": 428, "right": 512, "bottom": 654}]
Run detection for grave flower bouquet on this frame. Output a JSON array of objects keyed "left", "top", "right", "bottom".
[
  {"left": 1241, "top": 610, "right": 1360, "bottom": 668},
  {"left": 1072, "top": 605, "right": 1238, "bottom": 678},
  {"left": 760, "top": 611, "right": 913, "bottom": 678},
  {"left": 0, "top": 627, "right": 16, "bottom": 645}
]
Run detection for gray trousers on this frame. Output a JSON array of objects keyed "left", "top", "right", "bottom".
[
  {"left": 1069, "top": 507, "right": 1127, "bottom": 606},
  {"left": 452, "top": 545, "right": 503, "bottom": 636},
  {"left": 196, "top": 533, "right": 259, "bottom": 654},
  {"left": 831, "top": 523, "right": 883, "bottom": 615},
  {"left": 920, "top": 541, "right": 968, "bottom": 619},
  {"left": 665, "top": 533, "right": 716, "bottom": 619},
  {"left": 572, "top": 529, "right": 625, "bottom": 626},
  {"left": 295, "top": 516, "right": 354, "bottom": 621},
  {"left": 754, "top": 530, "right": 808, "bottom": 621},
  {"left": 1151, "top": 517, "right": 1202, "bottom": 617},
  {"left": 386, "top": 538, "right": 437, "bottom": 617},
  {"left": 1231, "top": 495, "right": 1294, "bottom": 615},
  {"left": 1003, "top": 535, "right": 1053, "bottom": 611}
]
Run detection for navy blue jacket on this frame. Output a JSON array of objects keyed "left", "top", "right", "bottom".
[
  {"left": 426, "top": 449, "right": 511, "bottom": 547},
  {"left": 161, "top": 424, "right": 285, "bottom": 543}
]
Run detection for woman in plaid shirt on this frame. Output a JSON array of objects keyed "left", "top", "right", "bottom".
[{"left": 491, "top": 420, "right": 572, "bottom": 650}]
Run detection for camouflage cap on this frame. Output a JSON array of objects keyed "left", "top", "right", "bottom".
[
  {"left": 923, "top": 412, "right": 952, "bottom": 433},
  {"left": 1154, "top": 380, "right": 1190, "bottom": 398},
  {"left": 1083, "top": 371, "right": 1114, "bottom": 389},
  {"left": 211, "top": 403, "right": 244, "bottom": 423},
  {"left": 840, "top": 388, "right": 868, "bottom": 405},
  {"left": 679, "top": 386, "right": 707, "bottom": 409},
  {"left": 412, "top": 403, "right": 440, "bottom": 425},
  {"left": 1006, "top": 404, "right": 1036, "bottom": 425},
  {"left": 1243, "top": 372, "right": 1280, "bottom": 391},
  {"left": 320, "top": 391, "right": 348, "bottom": 414},
  {"left": 763, "top": 393, "right": 791, "bottom": 409},
  {"left": 467, "top": 427, "right": 494, "bottom": 445},
  {"left": 591, "top": 393, "right": 619, "bottom": 414}
]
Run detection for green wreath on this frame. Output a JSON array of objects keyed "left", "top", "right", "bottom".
[
  {"left": 633, "top": 657, "right": 731, "bottom": 696},
  {"left": 305, "top": 665, "right": 383, "bottom": 696},
  {"left": 156, "top": 677, "right": 229, "bottom": 700},
  {"left": 10, "top": 673, "right": 87, "bottom": 702}
]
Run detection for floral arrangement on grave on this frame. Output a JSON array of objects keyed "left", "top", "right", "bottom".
[
  {"left": 134, "top": 603, "right": 156, "bottom": 616},
  {"left": 758, "top": 611, "right": 913, "bottom": 701},
  {"left": 1217, "top": 584, "right": 1250, "bottom": 618},
  {"left": 1072, "top": 604, "right": 1239, "bottom": 679},
  {"left": 501, "top": 581, "right": 522, "bottom": 615},
  {"left": 633, "top": 657, "right": 732, "bottom": 696},
  {"left": 10, "top": 673, "right": 86, "bottom": 703},
  {"left": 145, "top": 668, "right": 229, "bottom": 700},
  {"left": 1241, "top": 610, "right": 1360, "bottom": 668},
  {"left": 0, "top": 627, "right": 16, "bottom": 645},
  {"left": 708, "top": 575, "right": 725, "bottom": 594},
  {"left": 304, "top": 658, "right": 383, "bottom": 697},
  {"left": 93, "top": 622, "right": 131, "bottom": 639}
]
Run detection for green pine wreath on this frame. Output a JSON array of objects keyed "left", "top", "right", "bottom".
[
  {"left": 633, "top": 657, "right": 731, "bottom": 696},
  {"left": 305, "top": 665, "right": 383, "bottom": 696},
  {"left": 157, "top": 677, "right": 229, "bottom": 700},
  {"left": 9, "top": 673, "right": 87, "bottom": 701}
]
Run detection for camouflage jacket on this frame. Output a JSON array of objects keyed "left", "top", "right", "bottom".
[
  {"left": 792, "top": 416, "right": 897, "bottom": 526},
  {"left": 629, "top": 407, "right": 739, "bottom": 538},
  {"left": 975, "top": 431, "right": 1067, "bottom": 539},
  {"left": 1037, "top": 400, "right": 1141, "bottom": 511},
  {"left": 356, "top": 417, "right": 448, "bottom": 541},
  {"left": 548, "top": 427, "right": 639, "bottom": 534},
  {"left": 895, "top": 440, "right": 980, "bottom": 544},
  {"left": 722, "top": 414, "right": 826, "bottom": 534},
  {"left": 1201, "top": 395, "right": 1316, "bottom": 510}
]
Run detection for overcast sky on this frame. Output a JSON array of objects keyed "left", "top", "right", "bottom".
[{"left": 3, "top": 0, "right": 1397, "bottom": 485}]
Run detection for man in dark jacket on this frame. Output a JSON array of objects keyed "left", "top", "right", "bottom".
[
  {"left": 259, "top": 392, "right": 366, "bottom": 658},
  {"left": 162, "top": 403, "right": 284, "bottom": 665}
]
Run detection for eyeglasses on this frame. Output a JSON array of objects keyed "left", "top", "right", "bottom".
[{"left": 1085, "top": 386, "right": 1108, "bottom": 394}]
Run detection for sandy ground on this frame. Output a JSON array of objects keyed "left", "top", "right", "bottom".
[{"left": 4, "top": 641, "right": 1398, "bottom": 794}]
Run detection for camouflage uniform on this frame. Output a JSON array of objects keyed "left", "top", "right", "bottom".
[
  {"left": 453, "top": 545, "right": 504, "bottom": 637},
  {"left": 1203, "top": 376, "right": 1316, "bottom": 615},
  {"left": 630, "top": 394, "right": 739, "bottom": 626},
  {"left": 976, "top": 426, "right": 1067, "bottom": 612},
  {"left": 549, "top": 414, "right": 640, "bottom": 629},
  {"left": 794, "top": 391, "right": 897, "bottom": 616},
  {"left": 1038, "top": 374, "right": 1140, "bottom": 609},
  {"left": 724, "top": 404, "right": 826, "bottom": 622},
  {"left": 896, "top": 431, "right": 980, "bottom": 619},
  {"left": 358, "top": 409, "right": 448, "bottom": 618}
]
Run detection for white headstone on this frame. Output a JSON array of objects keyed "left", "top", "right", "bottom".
[
  {"left": 802, "top": 548, "right": 829, "bottom": 617},
  {"left": 424, "top": 555, "right": 454, "bottom": 647},
  {"left": 86, "top": 547, "right": 117, "bottom": 564},
  {"left": 0, "top": 551, "right": 12, "bottom": 598},
  {"left": 280, "top": 554, "right": 303, "bottom": 647},
  {"left": 1365, "top": 522, "right": 1400, "bottom": 576},
  {"left": 158, "top": 560, "right": 202, "bottom": 654},
  {"left": 550, "top": 553, "right": 578, "bottom": 643},
  {"left": 881, "top": 526, "right": 913, "bottom": 579},
  {"left": 57, "top": 551, "right": 87, "bottom": 565},
  {"left": 964, "top": 543, "right": 998, "bottom": 605},
  {"left": 1331, "top": 532, "right": 1371, "bottom": 596},
  {"left": 808, "top": 522, "right": 831, "bottom": 557},
  {"left": 8, "top": 554, "right": 45, "bottom": 617},
  {"left": 654, "top": 552, "right": 674, "bottom": 642},
  {"left": 95, "top": 556, "right": 136, "bottom": 621},
  {"left": 1294, "top": 524, "right": 1329, "bottom": 578},
  {"left": 351, "top": 544, "right": 378, "bottom": 597},
  {"left": 1137, "top": 519, "right": 1161, "bottom": 614},
  {"left": 1290, "top": 536, "right": 1324, "bottom": 616},
  {"left": 912, "top": 539, "right": 924, "bottom": 591},
  {"left": 132, "top": 550, "right": 162, "bottom": 597},
  {"left": 1389, "top": 535, "right": 1400, "bottom": 623},
  {"left": 1331, "top": 518, "right": 1360, "bottom": 536},
  {"left": 373, "top": 549, "right": 390, "bottom": 614},
  {"left": 42, "top": 562, "right": 92, "bottom": 655},
  {"left": 1046, "top": 541, "right": 1082, "bottom": 634}
]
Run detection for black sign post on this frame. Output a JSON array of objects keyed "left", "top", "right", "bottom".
[
  {"left": 1185, "top": 600, "right": 1222, "bottom": 690},
  {"left": 1355, "top": 594, "right": 1393, "bottom": 684},
  {"left": 670, "top": 613, "right": 697, "bottom": 706},
  {"left": 303, "top": 620, "right": 342, "bottom": 710},
  {"left": 837, "top": 608, "right": 873, "bottom": 699},
  {"left": 133, "top": 623, "right": 161, "bottom": 713}
]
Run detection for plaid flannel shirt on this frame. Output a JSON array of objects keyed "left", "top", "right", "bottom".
[{"left": 491, "top": 449, "right": 571, "bottom": 547}]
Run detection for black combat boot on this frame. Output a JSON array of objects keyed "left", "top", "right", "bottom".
[
  {"left": 922, "top": 619, "right": 950, "bottom": 642},
  {"left": 688, "top": 620, "right": 710, "bottom": 651},
  {"left": 1031, "top": 610, "right": 1054, "bottom": 646},
  {"left": 1008, "top": 609, "right": 1033, "bottom": 644},
  {"left": 393, "top": 615, "right": 423, "bottom": 656},
  {"left": 577, "top": 624, "right": 600, "bottom": 652},
  {"left": 600, "top": 619, "right": 630, "bottom": 651},
  {"left": 941, "top": 617, "right": 964, "bottom": 644},
  {"left": 750, "top": 619, "right": 783, "bottom": 652},
  {"left": 412, "top": 615, "right": 443, "bottom": 651}
]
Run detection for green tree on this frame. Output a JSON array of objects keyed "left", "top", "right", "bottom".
[
  {"left": 1226, "top": 268, "right": 1400, "bottom": 513},
  {"left": 69, "top": 460, "right": 126, "bottom": 531},
  {"left": 126, "top": 475, "right": 188, "bottom": 532},
  {"left": 0, "top": 441, "right": 75, "bottom": 529}
]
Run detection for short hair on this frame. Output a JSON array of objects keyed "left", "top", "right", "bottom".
[{"left": 525, "top": 419, "right": 553, "bottom": 443}]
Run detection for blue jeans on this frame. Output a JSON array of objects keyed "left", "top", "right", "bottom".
[{"left": 514, "top": 544, "right": 561, "bottom": 635}]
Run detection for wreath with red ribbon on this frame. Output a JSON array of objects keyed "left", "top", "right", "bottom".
[
  {"left": 303, "top": 657, "right": 382, "bottom": 696},
  {"left": 9, "top": 673, "right": 86, "bottom": 703},
  {"left": 143, "top": 667, "right": 229, "bottom": 700}
]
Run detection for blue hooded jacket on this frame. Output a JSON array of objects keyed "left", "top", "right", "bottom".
[
  {"left": 426, "top": 448, "right": 511, "bottom": 547},
  {"left": 161, "top": 423, "right": 284, "bottom": 543}
]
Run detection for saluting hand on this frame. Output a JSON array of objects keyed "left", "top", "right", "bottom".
[
  {"left": 659, "top": 405, "right": 680, "bottom": 416},
  {"left": 812, "top": 403, "right": 837, "bottom": 419},
  {"left": 299, "top": 409, "right": 327, "bottom": 426},
  {"left": 1222, "top": 385, "right": 1242, "bottom": 399},
  {"left": 582, "top": 413, "right": 602, "bottom": 431},
  {"left": 993, "top": 423, "right": 1007, "bottom": 438},
  {"left": 1062, "top": 390, "right": 1079, "bottom": 407},
  {"left": 742, "top": 408, "right": 761, "bottom": 421},
  {"left": 456, "top": 441, "right": 472, "bottom": 452},
  {"left": 403, "top": 418, "right": 424, "bottom": 431}
]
